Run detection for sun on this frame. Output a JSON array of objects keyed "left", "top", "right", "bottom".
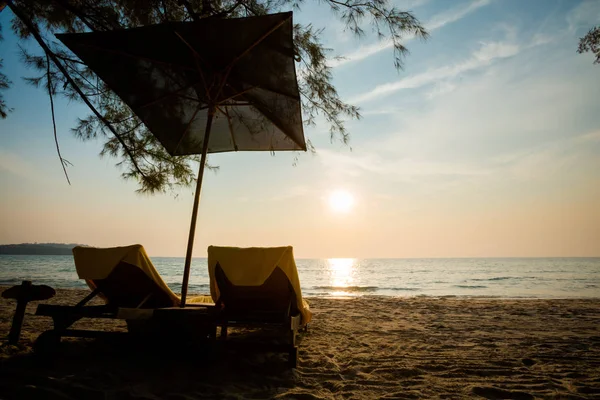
[{"left": 328, "top": 190, "right": 355, "bottom": 213}]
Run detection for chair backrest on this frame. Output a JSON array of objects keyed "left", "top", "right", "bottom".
[
  {"left": 91, "top": 261, "right": 176, "bottom": 309},
  {"left": 215, "top": 263, "right": 298, "bottom": 322}
]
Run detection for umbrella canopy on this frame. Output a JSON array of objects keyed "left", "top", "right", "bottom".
[
  {"left": 56, "top": 12, "right": 306, "bottom": 305},
  {"left": 57, "top": 12, "right": 305, "bottom": 155}
]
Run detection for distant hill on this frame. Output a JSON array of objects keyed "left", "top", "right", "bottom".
[{"left": 0, "top": 243, "right": 88, "bottom": 255}]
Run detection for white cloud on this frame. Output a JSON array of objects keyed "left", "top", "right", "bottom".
[
  {"left": 472, "top": 41, "right": 519, "bottom": 61},
  {"left": 530, "top": 33, "right": 554, "bottom": 47},
  {"left": 399, "top": 0, "right": 432, "bottom": 9},
  {"left": 349, "top": 39, "right": 520, "bottom": 103},
  {"left": 576, "top": 130, "right": 600, "bottom": 143},
  {"left": 315, "top": 3, "right": 600, "bottom": 205},
  {"left": 349, "top": 28, "right": 557, "bottom": 106},
  {"left": 377, "top": 68, "right": 596, "bottom": 160},
  {"left": 326, "top": 34, "right": 600, "bottom": 195},
  {"left": 426, "top": 0, "right": 491, "bottom": 31},
  {"left": 328, "top": 39, "right": 397, "bottom": 69},
  {"left": 424, "top": 80, "right": 458, "bottom": 99},
  {"left": 330, "top": 0, "right": 492, "bottom": 68}
]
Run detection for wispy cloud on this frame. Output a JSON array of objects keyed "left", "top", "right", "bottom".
[
  {"left": 424, "top": 81, "right": 458, "bottom": 99},
  {"left": 349, "top": 39, "right": 520, "bottom": 103},
  {"left": 317, "top": 148, "right": 491, "bottom": 181},
  {"left": 328, "top": 29, "right": 600, "bottom": 195},
  {"left": 318, "top": 128, "right": 600, "bottom": 190},
  {"left": 371, "top": 44, "right": 599, "bottom": 157},
  {"left": 330, "top": 0, "right": 492, "bottom": 68},
  {"left": 427, "top": 0, "right": 492, "bottom": 30},
  {"left": 576, "top": 130, "right": 600, "bottom": 143},
  {"left": 530, "top": 33, "right": 554, "bottom": 47},
  {"left": 347, "top": 23, "right": 560, "bottom": 107},
  {"left": 501, "top": 130, "right": 600, "bottom": 182}
]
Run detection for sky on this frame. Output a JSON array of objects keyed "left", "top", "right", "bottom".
[{"left": 1, "top": 0, "right": 599, "bottom": 258}]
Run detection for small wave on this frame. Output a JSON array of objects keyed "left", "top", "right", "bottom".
[
  {"left": 312, "top": 285, "right": 378, "bottom": 292},
  {"left": 0, "top": 279, "right": 29, "bottom": 286},
  {"left": 170, "top": 283, "right": 210, "bottom": 291},
  {"left": 471, "top": 276, "right": 540, "bottom": 281},
  {"left": 471, "top": 277, "right": 513, "bottom": 281},
  {"left": 388, "top": 287, "right": 420, "bottom": 291},
  {"left": 453, "top": 285, "right": 488, "bottom": 289}
]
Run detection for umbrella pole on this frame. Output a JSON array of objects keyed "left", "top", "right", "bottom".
[{"left": 180, "top": 106, "right": 215, "bottom": 307}]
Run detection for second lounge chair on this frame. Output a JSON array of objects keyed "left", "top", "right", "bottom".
[{"left": 207, "top": 245, "right": 311, "bottom": 367}]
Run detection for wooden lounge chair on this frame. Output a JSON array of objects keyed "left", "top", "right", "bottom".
[
  {"left": 208, "top": 246, "right": 312, "bottom": 367},
  {"left": 34, "top": 245, "right": 214, "bottom": 353}
]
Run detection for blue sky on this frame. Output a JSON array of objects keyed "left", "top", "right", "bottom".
[{"left": 1, "top": 0, "right": 599, "bottom": 257}]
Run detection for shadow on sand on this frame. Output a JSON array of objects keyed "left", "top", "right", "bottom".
[{"left": 0, "top": 333, "right": 302, "bottom": 400}]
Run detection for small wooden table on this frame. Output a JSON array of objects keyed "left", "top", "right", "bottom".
[{"left": 149, "top": 305, "right": 218, "bottom": 339}]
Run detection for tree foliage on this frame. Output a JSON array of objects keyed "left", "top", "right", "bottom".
[
  {"left": 1, "top": 0, "right": 427, "bottom": 193},
  {"left": 0, "top": 58, "right": 11, "bottom": 119},
  {"left": 1, "top": 17, "right": 14, "bottom": 119},
  {"left": 578, "top": 26, "right": 600, "bottom": 65}
]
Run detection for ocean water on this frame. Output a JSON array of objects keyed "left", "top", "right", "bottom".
[{"left": 0, "top": 255, "right": 599, "bottom": 298}]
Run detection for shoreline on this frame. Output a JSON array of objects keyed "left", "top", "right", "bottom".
[
  {"left": 2, "top": 284, "right": 600, "bottom": 300},
  {"left": 2, "top": 286, "right": 600, "bottom": 399}
]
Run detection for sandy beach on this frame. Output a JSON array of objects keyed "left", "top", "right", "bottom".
[{"left": 1, "top": 287, "right": 599, "bottom": 399}]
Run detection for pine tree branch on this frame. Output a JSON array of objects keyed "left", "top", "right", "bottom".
[
  {"left": 6, "top": 0, "right": 146, "bottom": 178},
  {"left": 46, "top": 53, "right": 71, "bottom": 185},
  {"left": 179, "top": 0, "right": 200, "bottom": 21},
  {"left": 54, "top": 53, "right": 87, "bottom": 65},
  {"left": 212, "top": 0, "right": 245, "bottom": 18},
  {"left": 52, "top": 0, "right": 101, "bottom": 31}
]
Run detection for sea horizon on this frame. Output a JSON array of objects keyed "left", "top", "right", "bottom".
[
  {"left": 2, "top": 254, "right": 599, "bottom": 299},
  {"left": 3, "top": 251, "right": 599, "bottom": 260}
]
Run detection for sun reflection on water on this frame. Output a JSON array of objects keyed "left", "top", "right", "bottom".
[{"left": 327, "top": 258, "right": 357, "bottom": 295}]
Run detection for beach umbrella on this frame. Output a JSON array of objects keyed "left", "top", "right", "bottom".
[{"left": 56, "top": 12, "right": 306, "bottom": 306}]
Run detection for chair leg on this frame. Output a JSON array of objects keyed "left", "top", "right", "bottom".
[
  {"left": 220, "top": 324, "right": 228, "bottom": 339},
  {"left": 287, "top": 328, "right": 298, "bottom": 368},
  {"left": 288, "top": 346, "right": 298, "bottom": 368},
  {"left": 52, "top": 315, "right": 81, "bottom": 332}
]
